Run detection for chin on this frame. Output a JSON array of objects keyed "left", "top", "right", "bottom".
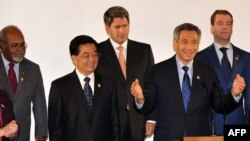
[{"left": 13, "top": 57, "right": 24, "bottom": 63}]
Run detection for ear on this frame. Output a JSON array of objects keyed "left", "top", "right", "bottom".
[
  {"left": 71, "top": 55, "right": 77, "bottom": 66},
  {"left": 210, "top": 25, "right": 213, "bottom": 34},
  {"left": 173, "top": 39, "right": 177, "bottom": 52},
  {"left": 105, "top": 24, "right": 110, "bottom": 35}
]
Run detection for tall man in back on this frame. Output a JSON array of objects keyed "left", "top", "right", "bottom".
[
  {"left": 96, "top": 6, "right": 156, "bottom": 141},
  {"left": 0, "top": 25, "right": 48, "bottom": 141},
  {"left": 196, "top": 10, "right": 250, "bottom": 134}
]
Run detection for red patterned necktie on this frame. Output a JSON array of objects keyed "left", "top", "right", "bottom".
[{"left": 8, "top": 63, "right": 18, "bottom": 94}]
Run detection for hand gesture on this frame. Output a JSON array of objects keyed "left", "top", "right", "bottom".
[
  {"left": 232, "top": 74, "right": 246, "bottom": 96},
  {"left": 0, "top": 120, "right": 18, "bottom": 138},
  {"left": 131, "top": 79, "right": 144, "bottom": 104}
]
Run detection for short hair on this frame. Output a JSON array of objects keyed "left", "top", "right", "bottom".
[
  {"left": 0, "top": 25, "right": 23, "bottom": 42},
  {"left": 173, "top": 23, "right": 201, "bottom": 41},
  {"left": 104, "top": 6, "right": 129, "bottom": 26},
  {"left": 69, "top": 35, "right": 99, "bottom": 56},
  {"left": 210, "top": 10, "right": 233, "bottom": 25}
]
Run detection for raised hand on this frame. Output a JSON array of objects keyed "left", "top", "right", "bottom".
[
  {"left": 231, "top": 74, "right": 246, "bottom": 96},
  {"left": 131, "top": 79, "right": 145, "bottom": 104}
]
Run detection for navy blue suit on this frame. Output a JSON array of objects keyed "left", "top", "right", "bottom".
[
  {"left": 196, "top": 44, "right": 250, "bottom": 134},
  {"left": 136, "top": 56, "right": 241, "bottom": 141}
]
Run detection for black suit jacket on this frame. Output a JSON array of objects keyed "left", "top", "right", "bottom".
[
  {"left": 96, "top": 39, "right": 155, "bottom": 140},
  {"left": 138, "top": 56, "right": 240, "bottom": 141},
  {"left": 48, "top": 71, "right": 119, "bottom": 141},
  {"left": 0, "top": 89, "right": 16, "bottom": 141}
]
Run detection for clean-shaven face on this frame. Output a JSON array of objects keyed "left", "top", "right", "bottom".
[
  {"left": 105, "top": 17, "right": 130, "bottom": 44},
  {"left": 174, "top": 30, "right": 199, "bottom": 65}
]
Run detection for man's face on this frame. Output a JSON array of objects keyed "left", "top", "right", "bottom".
[
  {"left": 105, "top": 17, "right": 130, "bottom": 44},
  {"left": 72, "top": 43, "right": 99, "bottom": 76},
  {"left": 173, "top": 30, "right": 199, "bottom": 65},
  {"left": 1, "top": 30, "right": 26, "bottom": 63},
  {"left": 211, "top": 14, "right": 233, "bottom": 42}
]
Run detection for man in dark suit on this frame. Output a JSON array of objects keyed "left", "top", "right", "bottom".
[
  {"left": 0, "top": 25, "right": 47, "bottom": 141},
  {"left": 48, "top": 35, "right": 120, "bottom": 141},
  {"left": 95, "top": 6, "right": 156, "bottom": 141},
  {"left": 0, "top": 89, "right": 18, "bottom": 141},
  {"left": 130, "top": 23, "right": 246, "bottom": 141},
  {"left": 196, "top": 10, "right": 250, "bottom": 134}
]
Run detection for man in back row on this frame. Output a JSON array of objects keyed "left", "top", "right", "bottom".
[
  {"left": 96, "top": 6, "right": 156, "bottom": 141},
  {"left": 196, "top": 10, "right": 250, "bottom": 134}
]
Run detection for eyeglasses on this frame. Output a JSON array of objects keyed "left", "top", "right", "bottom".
[
  {"left": 4, "top": 41, "right": 27, "bottom": 49},
  {"left": 78, "top": 52, "right": 101, "bottom": 59}
]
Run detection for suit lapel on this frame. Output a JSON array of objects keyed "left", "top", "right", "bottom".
[
  {"left": 0, "top": 53, "right": 14, "bottom": 97},
  {"left": 168, "top": 56, "right": 185, "bottom": 111},
  {"left": 102, "top": 40, "right": 125, "bottom": 80},
  {"left": 187, "top": 61, "right": 204, "bottom": 112},
  {"left": 206, "top": 45, "right": 221, "bottom": 70},
  {"left": 70, "top": 71, "right": 91, "bottom": 112},
  {"left": 92, "top": 73, "right": 102, "bottom": 111},
  {"left": 206, "top": 45, "right": 230, "bottom": 85},
  {"left": 231, "top": 46, "right": 242, "bottom": 78},
  {"left": 126, "top": 40, "right": 137, "bottom": 80},
  {"left": 17, "top": 59, "right": 27, "bottom": 97}
]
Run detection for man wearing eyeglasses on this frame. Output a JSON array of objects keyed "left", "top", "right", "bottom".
[
  {"left": 0, "top": 25, "right": 48, "bottom": 141},
  {"left": 48, "top": 35, "right": 120, "bottom": 141}
]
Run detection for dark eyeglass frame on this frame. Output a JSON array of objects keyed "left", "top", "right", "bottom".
[{"left": 3, "top": 41, "right": 27, "bottom": 49}]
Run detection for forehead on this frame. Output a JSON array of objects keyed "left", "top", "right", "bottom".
[
  {"left": 111, "top": 17, "right": 129, "bottom": 25},
  {"left": 215, "top": 14, "right": 232, "bottom": 21},
  {"left": 179, "top": 30, "right": 199, "bottom": 40},
  {"left": 6, "top": 30, "right": 24, "bottom": 42},
  {"left": 79, "top": 43, "right": 97, "bottom": 53}
]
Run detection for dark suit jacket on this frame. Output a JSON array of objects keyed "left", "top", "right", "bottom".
[
  {"left": 0, "top": 89, "right": 16, "bottom": 141},
  {"left": 96, "top": 39, "right": 155, "bottom": 140},
  {"left": 137, "top": 56, "right": 241, "bottom": 141},
  {"left": 0, "top": 52, "right": 48, "bottom": 141},
  {"left": 48, "top": 71, "right": 120, "bottom": 141},
  {"left": 196, "top": 44, "right": 250, "bottom": 134}
]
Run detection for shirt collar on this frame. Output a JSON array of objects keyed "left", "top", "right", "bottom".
[
  {"left": 1, "top": 52, "right": 19, "bottom": 69},
  {"left": 175, "top": 55, "right": 193, "bottom": 71},
  {"left": 75, "top": 68, "right": 95, "bottom": 82},
  {"left": 109, "top": 38, "right": 128, "bottom": 51},
  {"left": 213, "top": 42, "right": 233, "bottom": 52}
]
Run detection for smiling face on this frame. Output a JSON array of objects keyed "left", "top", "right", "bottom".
[
  {"left": 211, "top": 14, "right": 233, "bottom": 45},
  {"left": 173, "top": 30, "right": 200, "bottom": 65},
  {"left": 71, "top": 43, "right": 99, "bottom": 76}
]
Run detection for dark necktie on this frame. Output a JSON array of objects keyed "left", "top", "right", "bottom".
[
  {"left": 182, "top": 66, "right": 191, "bottom": 112},
  {"left": 84, "top": 77, "right": 93, "bottom": 112},
  {"left": 220, "top": 47, "right": 232, "bottom": 82},
  {"left": 8, "top": 63, "right": 18, "bottom": 94}
]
